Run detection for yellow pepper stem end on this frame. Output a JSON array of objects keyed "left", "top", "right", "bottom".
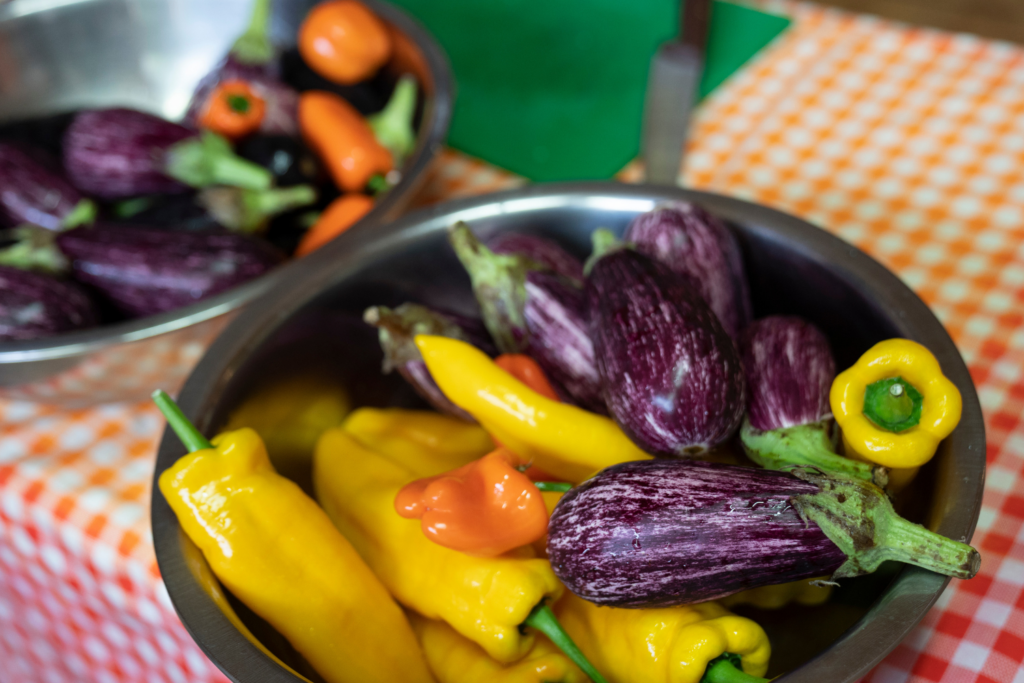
[
  {"left": 702, "top": 653, "right": 769, "bottom": 683},
  {"left": 152, "top": 389, "right": 212, "bottom": 453},
  {"left": 523, "top": 602, "right": 609, "bottom": 683}
]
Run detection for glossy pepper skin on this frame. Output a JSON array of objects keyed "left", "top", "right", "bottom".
[
  {"left": 342, "top": 407, "right": 494, "bottom": 476},
  {"left": 409, "top": 613, "right": 587, "bottom": 683},
  {"left": 159, "top": 427, "right": 434, "bottom": 683},
  {"left": 299, "top": 0, "right": 393, "bottom": 85},
  {"left": 831, "top": 339, "right": 962, "bottom": 469},
  {"left": 313, "top": 427, "right": 564, "bottom": 664},
  {"left": 396, "top": 448, "right": 550, "bottom": 556},
  {"left": 556, "top": 594, "right": 770, "bottom": 683},
  {"left": 299, "top": 90, "right": 393, "bottom": 192},
  {"left": 416, "top": 335, "right": 651, "bottom": 483}
]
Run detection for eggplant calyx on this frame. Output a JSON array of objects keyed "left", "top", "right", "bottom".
[
  {"left": 364, "top": 303, "right": 467, "bottom": 373},
  {"left": 165, "top": 131, "right": 273, "bottom": 192},
  {"left": 447, "top": 221, "right": 541, "bottom": 354},
  {"left": 230, "top": 0, "right": 274, "bottom": 65},
  {"left": 583, "top": 228, "right": 625, "bottom": 275},
  {"left": 0, "top": 226, "right": 68, "bottom": 275},
  {"left": 368, "top": 75, "right": 418, "bottom": 162},
  {"left": 740, "top": 418, "right": 888, "bottom": 489},
  {"left": 199, "top": 185, "right": 317, "bottom": 233},
  {"left": 61, "top": 199, "right": 98, "bottom": 230},
  {"left": 791, "top": 468, "right": 981, "bottom": 580}
]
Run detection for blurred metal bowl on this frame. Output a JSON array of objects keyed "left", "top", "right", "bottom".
[
  {"left": 0, "top": 0, "right": 452, "bottom": 407},
  {"left": 153, "top": 183, "right": 984, "bottom": 683}
]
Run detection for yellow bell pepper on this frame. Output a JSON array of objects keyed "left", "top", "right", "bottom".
[
  {"left": 313, "top": 426, "right": 564, "bottom": 664},
  {"left": 415, "top": 335, "right": 651, "bottom": 483},
  {"left": 556, "top": 594, "right": 771, "bottom": 683},
  {"left": 831, "top": 339, "right": 962, "bottom": 469},
  {"left": 720, "top": 578, "right": 832, "bottom": 610},
  {"left": 154, "top": 393, "right": 434, "bottom": 683},
  {"left": 409, "top": 613, "right": 588, "bottom": 683},
  {"left": 342, "top": 407, "right": 494, "bottom": 476}
]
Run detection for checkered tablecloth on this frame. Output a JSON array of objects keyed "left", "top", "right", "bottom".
[{"left": 1, "top": 2, "right": 1023, "bottom": 681}]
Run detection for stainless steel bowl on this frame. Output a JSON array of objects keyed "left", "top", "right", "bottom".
[
  {"left": 152, "top": 183, "right": 984, "bottom": 682},
  {"left": 0, "top": 0, "right": 453, "bottom": 407}
]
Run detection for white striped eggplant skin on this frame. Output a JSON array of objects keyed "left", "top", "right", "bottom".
[{"left": 0, "top": 265, "right": 97, "bottom": 341}]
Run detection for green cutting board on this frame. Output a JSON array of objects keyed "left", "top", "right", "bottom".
[{"left": 389, "top": 0, "right": 790, "bottom": 181}]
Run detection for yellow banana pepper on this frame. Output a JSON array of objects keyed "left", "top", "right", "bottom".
[
  {"left": 342, "top": 407, "right": 494, "bottom": 476},
  {"left": 556, "top": 594, "right": 771, "bottom": 683},
  {"left": 409, "top": 613, "right": 588, "bottom": 683},
  {"left": 831, "top": 339, "right": 962, "bottom": 470},
  {"left": 415, "top": 335, "right": 651, "bottom": 483},
  {"left": 720, "top": 578, "right": 832, "bottom": 610},
  {"left": 154, "top": 393, "right": 434, "bottom": 683},
  {"left": 313, "top": 426, "right": 564, "bottom": 664}
]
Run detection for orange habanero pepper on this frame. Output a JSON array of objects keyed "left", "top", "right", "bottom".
[
  {"left": 198, "top": 81, "right": 267, "bottom": 140},
  {"left": 299, "top": 91, "right": 393, "bottom": 192},
  {"left": 296, "top": 194, "right": 374, "bottom": 256},
  {"left": 299, "top": 0, "right": 393, "bottom": 85},
  {"left": 395, "top": 448, "right": 549, "bottom": 557}
]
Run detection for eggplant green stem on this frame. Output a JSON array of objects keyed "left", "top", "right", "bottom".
[
  {"left": 165, "top": 131, "right": 272, "bottom": 192},
  {"left": 200, "top": 185, "right": 317, "bottom": 233},
  {"left": 231, "top": 0, "right": 274, "bottom": 64},
  {"left": 523, "top": 603, "right": 608, "bottom": 683},
  {"left": 702, "top": 656, "right": 768, "bottom": 683},
  {"left": 62, "top": 199, "right": 97, "bottom": 229},
  {"left": 534, "top": 481, "right": 572, "bottom": 493},
  {"left": 791, "top": 469, "right": 981, "bottom": 580},
  {"left": 363, "top": 303, "right": 466, "bottom": 373},
  {"left": 0, "top": 226, "right": 68, "bottom": 274},
  {"left": 583, "top": 228, "right": 622, "bottom": 275},
  {"left": 740, "top": 418, "right": 889, "bottom": 489},
  {"left": 368, "top": 75, "right": 418, "bottom": 161},
  {"left": 152, "top": 390, "right": 212, "bottom": 453}
]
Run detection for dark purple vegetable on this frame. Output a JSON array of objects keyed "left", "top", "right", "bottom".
[
  {"left": 0, "top": 112, "right": 77, "bottom": 159},
  {"left": 63, "top": 109, "right": 272, "bottom": 199},
  {"left": 0, "top": 142, "right": 96, "bottom": 230},
  {"left": 547, "top": 459, "right": 980, "bottom": 608},
  {"left": 363, "top": 302, "right": 496, "bottom": 421},
  {"left": 449, "top": 223, "right": 606, "bottom": 413},
  {"left": 487, "top": 232, "right": 585, "bottom": 287},
  {"left": 236, "top": 135, "right": 325, "bottom": 187},
  {"left": 280, "top": 48, "right": 392, "bottom": 115},
  {"left": 586, "top": 233, "right": 745, "bottom": 455},
  {"left": 0, "top": 265, "right": 96, "bottom": 341},
  {"left": 56, "top": 224, "right": 283, "bottom": 317},
  {"left": 624, "top": 202, "right": 751, "bottom": 338},
  {"left": 738, "top": 316, "right": 886, "bottom": 486}
]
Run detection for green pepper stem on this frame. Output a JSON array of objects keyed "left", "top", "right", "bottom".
[
  {"left": 523, "top": 603, "right": 608, "bottom": 683},
  {"left": 534, "top": 482, "right": 572, "bottom": 493},
  {"left": 863, "top": 376, "right": 923, "bottom": 432},
  {"left": 739, "top": 419, "right": 889, "bottom": 489},
  {"left": 366, "top": 173, "right": 391, "bottom": 195},
  {"left": 231, "top": 0, "right": 274, "bottom": 65},
  {"left": 152, "top": 390, "right": 212, "bottom": 453},
  {"left": 703, "top": 658, "right": 769, "bottom": 683},
  {"left": 368, "top": 75, "right": 418, "bottom": 161}
]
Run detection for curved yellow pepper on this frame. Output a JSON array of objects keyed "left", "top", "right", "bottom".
[
  {"left": 409, "top": 613, "right": 587, "bottom": 683},
  {"left": 343, "top": 407, "right": 494, "bottom": 476},
  {"left": 831, "top": 339, "right": 962, "bottom": 469},
  {"left": 159, "top": 428, "right": 434, "bottom": 683},
  {"left": 720, "top": 578, "right": 832, "bottom": 610},
  {"left": 556, "top": 594, "right": 770, "bottom": 683},
  {"left": 416, "top": 335, "right": 651, "bottom": 483},
  {"left": 313, "top": 427, "right": 564, "bottom": 664}
]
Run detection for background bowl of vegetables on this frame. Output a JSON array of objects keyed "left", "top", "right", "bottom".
[
  {"left": 0, "top": 0, "right": 452, "bottom": 406},
  {"left": 152, "top": 183, "right": 984, "bottom": 683}
]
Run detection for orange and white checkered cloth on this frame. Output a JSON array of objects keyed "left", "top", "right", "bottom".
[{"left": 1, "top": 2, "right": 1023, "bottom": 681}]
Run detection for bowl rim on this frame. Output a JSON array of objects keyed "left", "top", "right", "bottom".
[
  {"left": 153, "top": 181, "right": 985, "bottom": 683},
  {"left": 0, "top": 0, "right": 454, "bottom": 364}
]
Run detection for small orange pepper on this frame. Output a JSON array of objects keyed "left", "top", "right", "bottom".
[
  {"left": 395, "top": 448, "right": 549, "bottom": 557},
  {"left": 299, "top": 0, "right": 393, "bottom": 85},
  {"left": 299, "top": 91, "right": 393, "bottom": 192},
  {"left": 296, "top": 194, "right": 374, "bottom": 256},
  {"left": 495, "top": 354, "right": 560, "bottom": 401},
  {"left": 198, "top": 81, "right": 266, "bottom": 140}
]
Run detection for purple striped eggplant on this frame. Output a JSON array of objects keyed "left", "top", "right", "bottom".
[
  {"left": 0, "top": 142, "right": 96, "bottom": 231},
  {"left": 586, "top": 232, "right": 745, "bottom": 455},
  {"left": 364, "top": 303, "right": 497, "bottom": 421},
  {"left": 547, "top": 459, "right": 980, "bottom": 607},
  {"left": 739, "top": 317, "right": 888, "bottom": 486},
  {"left": 448, "top": 223, "right": 606, "bottom": 413},
  {"left": 56, "top": 224, "right": 283, "bottom": 317},
  {"left": 63, "top": 109, "right": 272, "bottom": 199},
  {"left": 624, "top": 202, "right": 751, "bottom": 338},
  {"left": 0, "top": 265, "right": 96, "bottom": 341},
  {"left": 487, "top": 231, "right": 585, "bottom": 287}
]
